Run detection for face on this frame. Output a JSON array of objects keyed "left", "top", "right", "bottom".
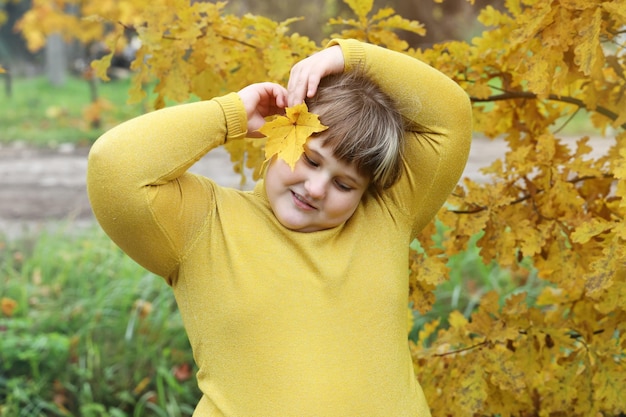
[{"left": 265, "top": 137, "right": 370, "bottom": 232}]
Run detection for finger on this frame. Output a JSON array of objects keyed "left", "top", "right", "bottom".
[
  {"left": 306, "top": 73, "right": 322, "bottom": 98},
  {"left": 287, "top": 73, "right": 308, "bottom": 106},
  {"left": 271, "top": 84, "right": 288, "bottom": 109},
  {"left": 252, "top": 83, "right": 287, "bottom": 114}
]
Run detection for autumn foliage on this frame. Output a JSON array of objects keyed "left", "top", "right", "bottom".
[{"left": 16, "top": 0, "right": 626, "bottom": 415}]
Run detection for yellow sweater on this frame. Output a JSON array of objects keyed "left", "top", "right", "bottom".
[{"left": 87, "top": 39, "right": 472, "bottom": 416}]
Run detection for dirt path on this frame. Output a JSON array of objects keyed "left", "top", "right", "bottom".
[{"left": 0, "top": 136, "right": 612, "bottom": 238}]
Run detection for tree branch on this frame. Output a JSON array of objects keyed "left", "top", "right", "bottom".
[
  {"left": 451, "top": 174, "right": 614, "bottom": 215},
  {"left": 117, "top": 21, "right": 259, "bottom": 50},
  {"left": 434, "top": 341, "right": 488, "bottom": 357},
  {"left": 470, "top": 91, "right": 626, "bottom": 130}
]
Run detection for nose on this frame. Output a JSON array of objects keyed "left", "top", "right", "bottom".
[{"left": 304, "top": 173, "right": 328, "bottom": 200}]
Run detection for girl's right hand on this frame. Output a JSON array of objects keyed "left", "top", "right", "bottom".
[
  {"left": 238, "top": 82, "right": 288, "bottom": 137},
  {"left": 287, "top": 45, "right": 345, "bottom": 106}
]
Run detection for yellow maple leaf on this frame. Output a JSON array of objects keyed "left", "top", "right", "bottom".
[{"left": 259, "top": 103, "right": 328, "bottom": 170}]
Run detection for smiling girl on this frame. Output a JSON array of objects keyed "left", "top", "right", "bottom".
[
  {"left": 261, "top": 69, "right": 403, "bottom": 232},
  {"left": 87, "top": 39, "right": 472, "bottom": 416}
]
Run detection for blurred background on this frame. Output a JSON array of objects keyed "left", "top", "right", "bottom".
[{"left": 0, "top": 0, "right": 502, "bottom": 83}]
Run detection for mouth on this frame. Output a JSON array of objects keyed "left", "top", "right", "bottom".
[{"left": 291, "top": 191, "right": 317, "bottom": 210}]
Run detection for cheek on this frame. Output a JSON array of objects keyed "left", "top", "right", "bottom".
[
  {"left": 328, "top": 192, "right": 363, "bottom": 218},
  {"left": 265, "top": 162, "right": 287, "bottom": 190},
  {"left": 266, "top": 159, "right": 303, "bottom": 183},
  {"left": 264, "top": 161, "right": 305, "bottom": 206}
]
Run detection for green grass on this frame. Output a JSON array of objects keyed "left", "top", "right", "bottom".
[
  {"left": 0, "top": 75, "right": 151, "bottom": 146},
  {"left": 0, "top": 224, "right": 200, "bottom": 416}
]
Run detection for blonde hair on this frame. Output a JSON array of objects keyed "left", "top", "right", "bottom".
[{"left": 305, "top": 71, "right": 405, "bottom": 191}]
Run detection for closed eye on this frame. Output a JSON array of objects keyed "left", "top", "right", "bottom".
[
  {"left": 303, "top": 153, "right": 319, "bottom": 168},
  {"left": 334, "top": 180, "right": 353, "bottom": 192}
]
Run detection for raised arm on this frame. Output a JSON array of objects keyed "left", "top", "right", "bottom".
[
  {"left": 87, "top": 96, "right": 245, "bottom": 278},
  {"left": 87, "top": 83, "right": 287, "bottom": 279},
  {"left": 335, "top": 40, "right": 472, "bottom": 234}
]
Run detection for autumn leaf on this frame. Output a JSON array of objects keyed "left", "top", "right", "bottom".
[
  {"left": 575, "top": 8, "right": 602, "bottom": 77},
  {"left": 407, "top": 307, "right": 415, "bottom": 334},
  {"left": 571, "top": 218, "right": 613, "bottom": 244},
  {"left": 91, "top": 52, "right": 114, "bottom": 81},
  {"left": 456, "top": 360, "right": 488, "bottom": 414},
  {"left": 82, "top": 98, "right": 113, "bottom": 127},
  {"left": 0, "top": 65, "right": 5, "bottom": 74},
  {"left": 483, "top": 346, "right": 527, "bottom": 394},
  {"left": 132, "top": 377, "right": 151, "bottom": 395},
  {"left": 1, "top": 297, "right": 18, "bottom": 317},
  {"left": 408, "top": 276, "right": 435, "bottom": 315},
  {"left": 417, "top": 319, "right": 440, "bottom": 346},
  {"left": 345, "top": 0, "right": 373, "bottom": 19},
  {"left": 259, "top": 103, "right": 328, "bottom": 170},
  {"left": 133, "top": 299, "right": 153, "bottom": 319},
  {"left": 173, "top": 363, "right": 193, "bottom": 381}
]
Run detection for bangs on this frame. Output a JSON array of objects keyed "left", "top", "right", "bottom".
[{"left": 306, "top": 72, "right": 405, "bottom": 190}]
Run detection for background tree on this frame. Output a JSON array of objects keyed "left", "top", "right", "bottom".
[
  {"left": 408, "top": 1, "right": 626, "bottom": 415},
  {"left": 0, "top": 0, "right": 29, "bottom": 89},
  {"left": 15, "top": 0, "right": 626, "bottom": 415}
]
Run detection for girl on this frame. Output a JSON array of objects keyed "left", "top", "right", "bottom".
[{"left": 87, "top": 39, "right": 472, "bottom": 416}]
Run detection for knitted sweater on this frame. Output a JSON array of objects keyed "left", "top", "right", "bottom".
[{"left": 87, "top": 39, "right": 472, "bottom": 416}]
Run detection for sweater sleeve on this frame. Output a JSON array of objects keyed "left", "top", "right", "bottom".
[
  {"left": 329, "top": 39, "right": 472, "bottom": 236},
  {"left": 86, "top": 93, "right": 247, "bottom": 280}
]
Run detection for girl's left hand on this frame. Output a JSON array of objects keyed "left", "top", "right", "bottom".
[
  {"left": 287, "top": 45, "right": 345, "bottom": 106},
  {"left": 238, "top": 82, "right": 288, "bottom": 137}
]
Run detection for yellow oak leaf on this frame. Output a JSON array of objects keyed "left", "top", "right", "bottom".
[
  {"left": 376, "top": 14, "right": 425, "bottom": 37},
  {"left": 408, "top": 274, "right": 436, "bottom": 315},
  {"left": 413, "top": 253, "right": 449, "bottom": 287},
  {"left": 417, "top": 319, "right": 440, "bottom": 346},
  {"left": 592, "top": 368, "right": 626, "bottom": 410},
  {"left": 91, "top": 52, "right": 113, "bottom": 81},
  {"left": 407, "top": 307, "right": 414, "bottom": 334},
  {"left": 574, "top": 8, "right": 602, "bottom": 77},
  {"left": 345, "top": 0, "right": 373, "bottom": 19},
  {"left": 260, "top": 103, "right": 328, "bottom": 170},
  {"left": 613, "top": 147, "right": 626, "bottom": 179},
  {"left": 483, "top": 346, "right": 527, "bottom": 394},
  {"left": 89, "top": 29, "right": 123, "bottom": 82},
  {"left": 456, "top": 360, "right": 488, "bottom": 414},
  {"left": 571, "top": 218, "right": 613, "bottom": 244},
  {"left": 584, "top": 243, "right": 622, "bottom": 297}
]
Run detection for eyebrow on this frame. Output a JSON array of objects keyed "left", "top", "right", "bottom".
[{"left": 306, "top": 146, "right": 365, "bottom": 187}]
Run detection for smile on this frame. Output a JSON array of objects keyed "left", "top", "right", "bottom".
[{"left": 291, "top": 191, "right": 317, "bottom": 210}]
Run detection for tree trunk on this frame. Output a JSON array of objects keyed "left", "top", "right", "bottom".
[
  {"left": 45, "top": 34, "right": 67, "bottom": 86},
  {"left": 3, "top": 65, "right": 12, "bottom": 98}
]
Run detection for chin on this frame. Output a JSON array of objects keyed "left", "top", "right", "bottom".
[{"left": 277, "top": 218, "right": 318, "bottom": 233}]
